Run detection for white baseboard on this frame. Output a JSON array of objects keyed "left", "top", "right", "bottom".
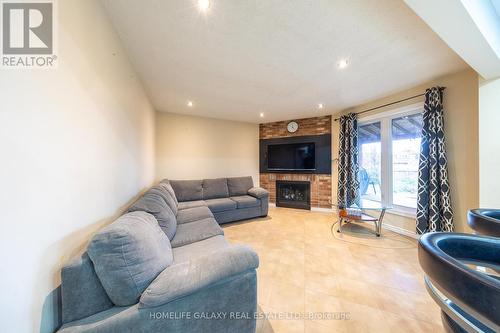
[
  {"left": 382, "top": 223, "right": 419, "bottom": 239},
  {"left": 269, "top": 203, "right": 276, "bottom": 207},
  {"left": 311, "top": 207, "right": 334, "bottom": 213}
]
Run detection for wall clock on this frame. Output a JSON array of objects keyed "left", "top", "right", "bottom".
[{"left": 287, "top": 121, "right": 299, "bottom": 133}]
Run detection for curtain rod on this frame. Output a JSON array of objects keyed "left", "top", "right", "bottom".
[{"left": 333, "top": 87, "right": 446, "bottom": 121}]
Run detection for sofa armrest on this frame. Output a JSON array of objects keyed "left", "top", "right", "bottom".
[
  {"left": 139, "top": 245, "right": 259, "bottom": 308},
  {"left": 247, "top": 187, "right": 269, "bottom": 199}
]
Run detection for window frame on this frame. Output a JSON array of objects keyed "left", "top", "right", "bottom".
[{"left": 358, "top": 102, "right": 424, "bottom": 217}]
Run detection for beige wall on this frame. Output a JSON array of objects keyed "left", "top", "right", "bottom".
[
  {"left": 332, "top": 69, "right": 479, "bottom": 233},
  {"left": 156, "top": 112, "right": 259, "bottom": 184},
  {"left": 479, "top": 77, "right": 500, "bottom": 207},
  {"left": 0, "top": 1, "right": 155, "bottom": 332}
]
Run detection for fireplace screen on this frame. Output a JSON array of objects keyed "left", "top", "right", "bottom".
[{"left": 276, "top": 180, "right": 311, "bottom": 210}]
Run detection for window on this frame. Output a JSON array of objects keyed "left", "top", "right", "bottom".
[
  {"left": 391, "top": 114, "right": 422, "bottom": 209},
  {"left": 358, "top": 122, "right": 381, "bottom": 202},
  {"left": 358, "top": 105, "right": 423, "bottom": 214}
]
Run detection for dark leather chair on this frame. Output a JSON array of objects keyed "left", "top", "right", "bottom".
[
  {"left": 468, "top": 209, "right": 500, "bottom": 237},
  {"left": 418, "top": 232, "right": 500, "bottom": 333}
]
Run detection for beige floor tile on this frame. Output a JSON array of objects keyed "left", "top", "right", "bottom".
[
  {"left": 304, "top": 290, "right": 350, "bottom": 332},
  {"left": 267, "top": 280, "right": 305, "bottom": 314},
  {"left": 268, "top": 318, "right": 304, "bottom": 333},
  {"left": 381, "top": 310, "right": 446, "bottom": 333},
  {"left": 373, "top": 286, "right": 443, "bottom": 324},
  {"left": 305, "top": 320, "right": 345, "bottom": 333},
  {"left": 304, "top": 269, "right": 340, "bottom": 296},
  {"left": 222, "top": 207, "right": 443, "bottom": 333}
]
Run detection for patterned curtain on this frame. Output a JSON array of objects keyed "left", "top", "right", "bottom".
[
  {"left": 337, "top": 113, "right": 359, "bottom": 208},
  {"left": 416, "top": 87, "right": 454, "bottom": 234}
]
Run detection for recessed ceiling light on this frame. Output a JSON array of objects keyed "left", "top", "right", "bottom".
[
  {"left": 318, "top": 103, "right": 324, "bottom": 109},
  {"left": 198, "top": 0, "right": 210, "bottom": 11},
  {"left": 337, "top": 58, "right": 349, "bottom": 69},
  {"left": 259, "top": 112, "right": 264, "bottom": 118},
  {"left": 187, "top": 101, "right": 193, "bottom": 107}
]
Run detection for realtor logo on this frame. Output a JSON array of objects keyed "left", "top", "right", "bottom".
[{"left": 1, "top": 1, "right": 57, "bottom": 68}]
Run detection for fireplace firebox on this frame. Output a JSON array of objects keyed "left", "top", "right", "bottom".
[{"left": 276, "top": 180, "right": 311, "bottom": 210}]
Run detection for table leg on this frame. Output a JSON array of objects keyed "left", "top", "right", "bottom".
[
  {"left": 376, "top": 209, "right": 386, "bottom": 237},
  {"left": 337, "top": 217, "right": 343, "bottom": 233}
]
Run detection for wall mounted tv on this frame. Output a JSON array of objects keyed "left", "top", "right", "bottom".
[{"left": 267, "top": 142, "right": 315, "bottom": 171}]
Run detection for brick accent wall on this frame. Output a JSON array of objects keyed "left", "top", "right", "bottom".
[
  {"left": 259, "top": 115, "right": 332, "bottom": 209},
  {"left": 259, "top": 115, "right": 331, "bottom": 139}
]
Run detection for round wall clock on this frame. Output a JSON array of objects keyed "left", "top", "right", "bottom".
[{"left": 287, "top": 121, "right": 299, "bottom": 133}]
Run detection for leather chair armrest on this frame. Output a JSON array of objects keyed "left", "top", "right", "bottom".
[
  {"left": 247, "top": 187, "right": 269, "bottom": 199},
  {"left": 139, "top": 245, "right": 259, "bottom": 308}
]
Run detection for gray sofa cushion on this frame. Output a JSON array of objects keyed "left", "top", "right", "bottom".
[
  {"left": 227, "top": 176, "right": 254, "bottom": 196},
  {"left": 87, "top": 212, "right": 173, "bottom": 306},
  {"left": 178, "top": 200, "right": 207, "bottom": 210},
  {"left": 170, "top": 180, "right": 203, "bottom": 202},
  {"left": 230, "top": 195, "right": 260, "bottom": 209},
  {"left": 156, "top": 182, "right": 179, "bottom": 215},
  {"left": 170, "top": 218, "right": 224, "bottom": 248},
  {"left": 214, "top": 206, "right": 263, "bottom": 224},
  {"left": 59, "top": 271, "right": 258, "bottom": 333},
  {"left": 172, "top": 235, "right": 228, "bottom": 263},
  {"left": 160, "top": 180, "right": 179, "bottom": 204},
  {"left": 247, "top": 187, "right": 269, "bottom": 199},
  {"left": 176, "top": 206, "right": 214, "bottom": 224},
  {"left": 139, "top": 245, "right": 259, "bottom": 308},
  {"left": 128, "top": 192, "right": 177, "bottom": 240},
  {"left": 205, "top": 198, "right": 237, "bottom": 213},
  {"left": 202, "top": 178, "right": 229, "bottom": 200},
  {"left": 61, "top": 252, "right": 113, "bottom": 324}
]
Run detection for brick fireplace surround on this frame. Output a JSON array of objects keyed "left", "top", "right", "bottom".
[{"left": 259, "top": 115, "right": 332, "bottom": 209}]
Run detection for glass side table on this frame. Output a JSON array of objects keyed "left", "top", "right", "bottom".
[{"left": 333, "top": 201, "right": 392, "bottom": 237}]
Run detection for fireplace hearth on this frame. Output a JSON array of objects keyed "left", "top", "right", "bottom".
[{"left": 276, "top": 180, "right": 311, "bottom": 210}]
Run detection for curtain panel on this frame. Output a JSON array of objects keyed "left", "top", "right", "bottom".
[
  {"left": 416, "top": 87, "right": 454, "bottom": 234},
  {"left": 337, "top": 113, "right": 359, "bottom": 208}
]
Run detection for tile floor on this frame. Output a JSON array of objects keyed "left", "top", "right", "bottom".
[{"left": 222, "top": 207, "right": 444, "bottom": 333}]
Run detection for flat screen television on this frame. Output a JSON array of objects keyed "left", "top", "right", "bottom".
[{"left": 267, "top": 142, "right": 315, "bottom": 171}]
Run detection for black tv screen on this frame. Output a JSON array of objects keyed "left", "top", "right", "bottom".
[{"left": 267, "top": 143, "right": 315, "bottom": 170}]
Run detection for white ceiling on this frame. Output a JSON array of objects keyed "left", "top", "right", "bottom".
[
  {"left": 405, "top": 0, "right": 500, "bottom": 80},
  {"left": 103, "top": 0, "right": 467, "bottom": 123}
]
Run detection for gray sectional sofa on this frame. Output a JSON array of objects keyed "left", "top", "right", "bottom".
[
  {"left": 169, "top": 176, "right": 269, "bottom": 224},
  {"left": 57, "top": 176, "right": 268, "bottom": 333}
]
